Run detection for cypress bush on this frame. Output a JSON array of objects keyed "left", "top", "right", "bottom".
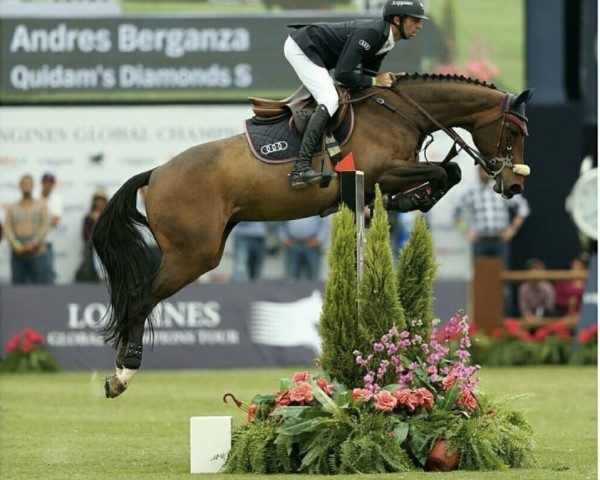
[
  {"left": 356, "top": 186, "right": 406, "bottom": 385},
  {"left": 396, "top": 215, "right": 437, "bottom": 343},
  {"left": 318, "top": 205, "right": 363, "bottom": 388}
]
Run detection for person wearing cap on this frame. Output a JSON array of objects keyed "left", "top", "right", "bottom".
[
  {"left": 40, "top": 172, "right": 63, "bottom": 283},
  {"left": 284, "top": 0, "right": 428, "bottom": 188}
]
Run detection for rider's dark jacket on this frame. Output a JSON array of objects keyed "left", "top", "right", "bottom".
[{"left": 288, "top": 19, "right": 393, "bottom": 89}]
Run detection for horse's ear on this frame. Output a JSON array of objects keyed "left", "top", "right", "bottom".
[{"left": 512, "top": 89, "right": 534, "bottom": 108}]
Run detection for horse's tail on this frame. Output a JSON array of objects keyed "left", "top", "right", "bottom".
[{"left": 92, "top": 169, "right": 156, "bottom": 348}]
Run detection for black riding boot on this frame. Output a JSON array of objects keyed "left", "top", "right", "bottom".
[{"left": 289, "top": 105, "right": 330, "bottom": 189}]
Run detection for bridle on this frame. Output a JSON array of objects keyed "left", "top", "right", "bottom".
[{"left": 350, "top": 84, "right": 531, "bottom": 180}]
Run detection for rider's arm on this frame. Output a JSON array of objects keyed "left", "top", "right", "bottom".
[{"left": 333, "top": 28, "right": 382, "bottom": 88}]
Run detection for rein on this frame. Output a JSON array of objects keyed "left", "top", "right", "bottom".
[{"left": 351, "top": 80, "right": 530, "bottom": 179}]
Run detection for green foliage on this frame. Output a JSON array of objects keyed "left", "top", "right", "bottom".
[
  {"left": 357, "top": 187, "right": 405, "bottom": 385},
  {"left": 396, "top": 215, "right": 437, "bottom": 345},
  {"left": 224, "top": 421, "right": 298, "bottom": 474},
  {"left": 319, "top": 205, "right": 364, "bottom": 388},
  {"left": 450, "top": 394, "right": 536, "bottom": 471}
]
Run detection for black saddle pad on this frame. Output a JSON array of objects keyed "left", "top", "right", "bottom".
[{"left": 244, "top": 107, "right": 354, "bottom": 163}]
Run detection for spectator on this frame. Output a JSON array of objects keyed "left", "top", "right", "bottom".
[
  {"left": 76, "top": 188, "right": 108, "bottom": 282},
  {"left": 555, "top": 255, "right": 588, "bottom": 317},
  {"left": 279, "top": 216, "right": 330, "bottom": 280},
  {"left": 454, "top": 167, "right": 530, "bottom": 266},
  {"left": 231, "top": 222, "right": 268, "bottom": 282},
  {"left": 3, "top": 174, "right": 49, "bottom": 284},
  {"left": 40, "top": 172, "right": 63, "bottom": 283},
  {"left": 454, "top": 167, "right": 530, "bottom": 315},
  {"left": 518, "top": 258, "right": 556, "bottom": 321}
]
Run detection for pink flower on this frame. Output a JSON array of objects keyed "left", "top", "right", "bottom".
[
  {"left": 246, "top": 404, "right": 258, "bottom": 422},
  {"left": 393, "top": 389, "right": 420, "bottom": 412},
  {"left": 292, "top": 371, "right": 311, "bottom": 382},
  {"left": 414, "top": 388, "right": 435, "bottom": 409},
  {"left": 374, "top": 390, "right": 398, "bottom": 411},
  {"left": 315, "top": 378, "right": 335, "bottom": 396},
  {"left": 352, "top": 388, "right": 371, "bottom": 402},
  {"left": 442, "top": 374, "right": 456, "bottom": 391},
  {"left": 288, "top": 382, "right": 314, "bottom": 404},
  {"left": 274, "top": 390, "right": 291, "bottom": 407},
  {"left": 455, "top": 391, "right": 478, "bottom": 411}
]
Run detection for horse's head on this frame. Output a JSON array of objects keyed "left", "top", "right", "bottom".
[{"left": 471, "top": 89, "right": 534, "bottom": 198}]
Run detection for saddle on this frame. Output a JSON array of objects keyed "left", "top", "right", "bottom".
[{"left": 248, "top": 84, "right": 351, "bottom": 134}]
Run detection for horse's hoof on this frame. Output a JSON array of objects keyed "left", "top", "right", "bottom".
[{"left": 104, "top": 374, "right": 127, "bottom": 399}]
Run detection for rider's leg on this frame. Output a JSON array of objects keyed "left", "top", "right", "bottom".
[{"left": 284, "top": 36, "right": 339, "bottom": 188}]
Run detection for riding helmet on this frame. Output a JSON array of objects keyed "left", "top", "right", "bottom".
[{"left": 382, "top": 0, "right": 430, "bottom": 20}]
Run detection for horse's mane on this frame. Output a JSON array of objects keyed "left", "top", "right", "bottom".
[{"left": 397, "top": 72, "right": 498, "bottom": 90}]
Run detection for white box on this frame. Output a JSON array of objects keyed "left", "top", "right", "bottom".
[{"left": 190, "top": 416, "right": 233, "bottom": 474}]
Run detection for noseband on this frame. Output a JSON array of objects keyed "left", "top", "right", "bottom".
[{"left": 373, "top": 88, "right": 530, "bottom": 179}]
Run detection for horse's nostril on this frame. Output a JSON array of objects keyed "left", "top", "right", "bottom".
[{"left": 510, "top": 184, "right": 522, "bottom": 194}]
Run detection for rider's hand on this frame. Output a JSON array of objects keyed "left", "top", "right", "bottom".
[{"left": 375, "top": 72, "right": 395, "bottom": 88}]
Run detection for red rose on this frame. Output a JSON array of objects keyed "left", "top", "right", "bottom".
[
  {"left": 292, "top": 371, "right": 311, "bottom": 382},
  {"left": 21, "top": 339, "right": 33, "bottom": 354},
  {"left": 374, "top": 390, "right": 398, "bottom": 412},
  {"left": 6, "top": 334, "right": 21, "bottom": 354},
  {"left": 315, "top": 378, "right": 335, "bottom": 396},
  {"left": 246, "top": 404, "right": 258, "bottom": 423},
  {"left": 289, "top": 382, "right": 314, "bottom": 404},
  {"left": 23, "top": 328, "right": 44, "bottom": 344},
  {"left": 352, "top": 388, "right": 371, "bottom": 402}
]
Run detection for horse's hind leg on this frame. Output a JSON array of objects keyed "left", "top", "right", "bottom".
[{"left": 104, "top": 231, "right": 232, "bottom": 398}]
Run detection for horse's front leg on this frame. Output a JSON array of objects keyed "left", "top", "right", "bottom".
[
  {"left": 104, "top": 321, "right": 145, "bottom": 399},
  {"left": 377, "top": 161, "right": 461, "bottom": 212}
]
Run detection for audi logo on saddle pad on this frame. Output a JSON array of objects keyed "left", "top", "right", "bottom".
[{"left": 260, "top": 141, "right": 288, "bottom": 155}]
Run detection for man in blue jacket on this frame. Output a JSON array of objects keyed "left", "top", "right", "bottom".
[{"left": 284, "top": 0, "right": 429, "bottom": 188}]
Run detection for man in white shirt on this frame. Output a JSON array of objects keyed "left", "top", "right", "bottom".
[{"left": 40, "top": 172, "right": 63, "bottom": 283}]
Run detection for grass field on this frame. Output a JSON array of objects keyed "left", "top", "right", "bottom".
[{"left": 0, "top": 366, "right": 596, "bottom": 479}]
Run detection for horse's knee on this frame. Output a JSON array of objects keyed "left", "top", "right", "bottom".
[
  {"left": 443, "top": 162, "right": 462, "bottom": 187},
  {"left": 430, "top": 166, "right": 448, "bottom": 187}
]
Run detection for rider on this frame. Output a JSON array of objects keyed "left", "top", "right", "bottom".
[{"left": 284, "top": 0, "right": 429, "bottom": 189}]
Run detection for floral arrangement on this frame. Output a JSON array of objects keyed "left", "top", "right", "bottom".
[
  {"left": 1, "top": 328, "right": 60, "bottom": 373},
  {"left": 223, "top": 190, "right": 535, "bottom": 474},
  {"left": 224, "top": 314, "right": 535, "bottom": 474}
]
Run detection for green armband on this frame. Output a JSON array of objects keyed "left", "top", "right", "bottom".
[{"left": 372, "top": 76, "right": 377, "bottom": 87}]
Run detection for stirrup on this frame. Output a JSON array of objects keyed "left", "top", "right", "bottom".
[{"left": 289, "top": 169, "right": 323, "bottom": 189}]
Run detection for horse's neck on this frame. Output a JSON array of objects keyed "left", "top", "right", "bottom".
[{"left": 399, "top": 83, "right": 503, "bottom": 132}]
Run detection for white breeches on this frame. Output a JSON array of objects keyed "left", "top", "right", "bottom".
[{"left": 284, "top": 36, "right": 340, "bottom": 117}]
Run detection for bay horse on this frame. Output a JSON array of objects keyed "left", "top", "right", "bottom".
[{"left": 92, "top": 73, "right": 533, "bottom": 398}]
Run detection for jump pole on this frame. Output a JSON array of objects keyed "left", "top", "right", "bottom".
[{"left": 338, "top": 153, "right": 365, "bottom": 284}]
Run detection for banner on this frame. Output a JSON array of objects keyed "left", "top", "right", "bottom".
[
  {"left": 0, "top": 280, "right": 468, "bottom": 370},
  {"left": 0, "top": 15, "right": 449, "bottom": 103}
]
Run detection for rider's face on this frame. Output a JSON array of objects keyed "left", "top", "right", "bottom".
[{"left": 402, "top": 16, "right": 423, "bottom": 38}]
